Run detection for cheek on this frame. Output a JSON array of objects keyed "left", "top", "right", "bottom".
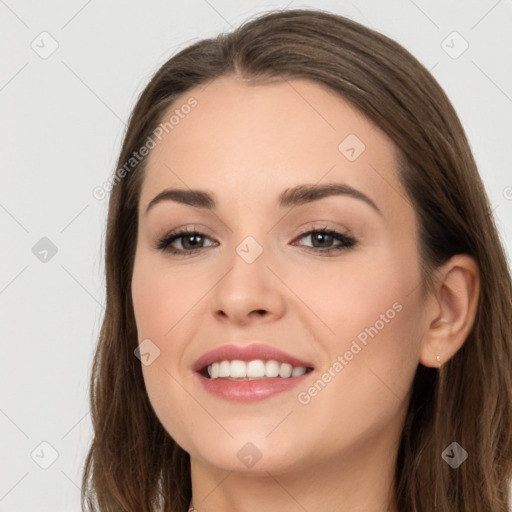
[
  {"left": 293, "top": 290, "right": 421, "bottom": 456},
  {"left": 291, "top": 248, "right": 417, "bottom": 347},
  {"left": 131, "top": 254, "right": 219, "bottom": 445},
  {"left": 131, "top": 254, "right": 205, "bottom": 340},
  {"left": 292, "top": 246, "right": 423, "bottom": 401},
  {"left": 132, "top": 262, "right": 198, "bottom": 451}
]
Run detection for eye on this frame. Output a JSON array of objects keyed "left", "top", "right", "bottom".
[
  {"left": 291, "top": 227, "right": 357, "bottom": 254},
  {"left": 155, "top": 227, "right": 217, "bottom": 255}
]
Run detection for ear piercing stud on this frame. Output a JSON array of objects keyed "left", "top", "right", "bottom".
[{"left": 436, "top": 354, "right": 441, "bottom": 367}]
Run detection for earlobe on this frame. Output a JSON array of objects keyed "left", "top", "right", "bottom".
[{"left": 419, "top": 254, "right": 480, "bottom": 369}]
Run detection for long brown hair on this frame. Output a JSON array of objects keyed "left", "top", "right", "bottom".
[{"left": 82, "top": 8, "right": 512, "bottom": 511}]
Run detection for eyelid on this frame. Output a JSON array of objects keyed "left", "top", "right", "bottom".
[
  {"left": 154, "top": 223, "right": 213, "bottom": 241},
  {"left": 292, "top": 219, "right": 355, "bottom": 238}
]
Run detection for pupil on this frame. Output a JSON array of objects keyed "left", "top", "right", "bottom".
[
  {"left": 314, "top": 233, "right": 332, "bottom": 247},
  {"left": 184, "top": 235, "right": 202, "bottom": 249}
]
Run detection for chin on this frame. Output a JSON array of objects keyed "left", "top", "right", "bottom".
[{"left": 186, "top": 433, "right": 312, "bottom": 475}]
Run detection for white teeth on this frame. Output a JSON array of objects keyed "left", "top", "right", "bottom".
[
  {"left": 230, "top": 360, "right": 246, "bottom": 378},
  {"left": 205, "top": 359, "right": 310, "bottom": 379},
  {"left": 247, "top": 359, "right": 265, "bottom": 378},
  {"left": 265, "top": 360, "right": 280, "bottom": 377},
  {"left": 278, "top": 362, "right": 292, "bottom": 378},
  {"left": 291, "top": 366, "right": 306, "bottom": 377},
  {"left": 219, "top": 360, "right": 230, "bottom": 378}
]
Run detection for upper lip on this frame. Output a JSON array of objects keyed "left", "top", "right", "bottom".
[{"left": 192, "top": 343, "right": 315, "bottom": 372}]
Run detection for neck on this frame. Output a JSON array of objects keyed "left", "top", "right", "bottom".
[{"left": 188, "top": 430, "right": 400, "bottom": 512}]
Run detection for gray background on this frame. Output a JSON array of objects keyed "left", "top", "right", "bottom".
[{"left": 1, "top": 0, "right": 511, "bottom": 510}]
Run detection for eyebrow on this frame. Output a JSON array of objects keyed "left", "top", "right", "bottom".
[{"left": 145, "top": 182, "right": 382, "bottom": 216}]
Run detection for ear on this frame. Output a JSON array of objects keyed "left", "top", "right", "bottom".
[{"left": 419, "top": 254, "right": 480, "bottom": 368}]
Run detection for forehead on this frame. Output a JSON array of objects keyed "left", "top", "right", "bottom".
[{"left": 139, "top": 76, "right": 407, "bottom": 217}]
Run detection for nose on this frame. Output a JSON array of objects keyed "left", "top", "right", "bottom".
[{"left": 209, "top": 241, "right": 287, "bottom": 326}]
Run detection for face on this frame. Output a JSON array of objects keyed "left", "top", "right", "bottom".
[{"left": 131, "top": 76, "right": 428, "bottom": 476}]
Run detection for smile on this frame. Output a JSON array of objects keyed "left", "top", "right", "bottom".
[{"left": 204, "top": 359, "right": 312, "bottom": 380}]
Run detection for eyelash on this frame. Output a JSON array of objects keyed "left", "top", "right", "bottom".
[{"left": 155, "top": 225, "right": 357, "bottom": 256}]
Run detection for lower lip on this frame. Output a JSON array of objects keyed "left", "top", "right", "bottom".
[{"left": 196, "top": 372, "right": 312, "bottom": 402}]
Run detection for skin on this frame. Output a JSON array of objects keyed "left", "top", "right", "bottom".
[{"left": 131, "top": 76, "right": 480, "bottom": 512}]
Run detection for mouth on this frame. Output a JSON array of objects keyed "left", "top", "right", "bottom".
[
  {"left": 193, "top": 343, "right": 315, "bottom": 402},
  {"left": 198, "top": 360, "right": 314, "bottom": 380}
]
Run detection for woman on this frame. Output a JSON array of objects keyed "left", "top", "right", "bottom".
[{"left": 82, "top": 8, "right": 512, "bottom": 512}]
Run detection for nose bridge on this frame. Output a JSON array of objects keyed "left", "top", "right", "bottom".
[
  {"left": 235, "top": 234, "right": 266, "bottom": 266},
  {"left": 226, "top": 231, "right": 271, "bottom": 295},
  {"left": 209, "top": 228, "right": 286, "bottom": 323},
  {"left": 220, "top": 197, "right": 274, "bottom": 267}
]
